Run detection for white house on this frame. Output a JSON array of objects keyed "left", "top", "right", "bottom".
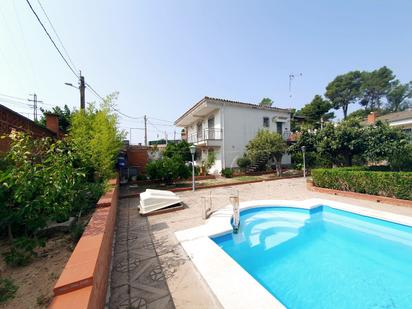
[
  {"left": 175, "top": 96, "right": 292, "bottom": 174},
  {"left": 366, "top": 110, "right": 412, "bottom": 139}
]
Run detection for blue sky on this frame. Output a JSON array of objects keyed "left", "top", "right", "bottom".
[{"left": 1, "top": 0, "right": 411, "bottom": 143}]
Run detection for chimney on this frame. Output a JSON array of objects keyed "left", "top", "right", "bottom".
[
  {"left": 45, "top": 113, "right": 59, "bottom": 136},
  {"left": 367, "top": 112, "right": 377, "bottom": 124}
]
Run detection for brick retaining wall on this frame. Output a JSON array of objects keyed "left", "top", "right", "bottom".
[{"left": 49, "top": 178, "right": 119, "bottom": 309}]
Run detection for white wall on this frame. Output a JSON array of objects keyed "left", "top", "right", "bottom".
[
  {"left": 222, "top": 105, "right": 291, "bottom": 168},
  {"left": 184, "top": 105, "right": 291, "bottom": 172}
]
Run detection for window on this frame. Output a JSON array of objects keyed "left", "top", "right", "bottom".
[
  {"left": 276, "top": 122, "right": 283, "bottom": 134},
  {"left": 263, "top": 117, "right": 270, "bottom": 128}
]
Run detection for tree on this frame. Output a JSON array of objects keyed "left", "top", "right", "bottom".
[
  {"left": 316, "top": 119, "right": 366, "bottom": 166},
  {"left": 259, "top": 98, "right": 274, "bottom": 107},
  {"left": 39, "top": 104, "right": 72, "bottom": 132},
  {"left": 325, "top": 71, "right": 362, "bottom": 119},
  {"left": 68, "top": 93, "right": 125, "bottom": 180},
  {"left": 346, "top": 108, "right": 373, "bottom": 121},
  {"left": 298, "top": 95, "right": 334, "bottom": 128},
  {"left": 359, "top": 66, "right": 395, "bottom": 110},
  {"left": 246, "top": 130, "right": 287, "bottom": 176},
  {"left": 386, "top": 80, "right": 412, "bottom": 112},
  {"left": 163, "top": 140, "right": 194, "bottom": 162},
  {"left": 362, "top": 120, "right": 410, "bottom": 165}
]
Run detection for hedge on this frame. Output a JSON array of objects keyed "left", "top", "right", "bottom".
[{"left": 312, "top": 168, "right": 412, "bottom": 200}]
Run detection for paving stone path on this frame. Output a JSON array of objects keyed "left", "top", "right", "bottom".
[{"left": 108, "top": 197, "right": 175, "bottom": 309}]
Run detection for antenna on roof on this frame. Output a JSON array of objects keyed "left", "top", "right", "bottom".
[{"left": 289, "top": 73, "right": 303, "bottom": 105}]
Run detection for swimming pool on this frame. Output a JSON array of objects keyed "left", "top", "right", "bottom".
[{"left": 212, "top": 206, "right": 412, "bottom": 309}]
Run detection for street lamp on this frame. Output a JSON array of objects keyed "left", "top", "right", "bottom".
[
  {"left": 301, "top": 146, "right": 306, "bottom": 178},
  {"left": 189, "top": 145, "right": 196, "bottom": 191}
]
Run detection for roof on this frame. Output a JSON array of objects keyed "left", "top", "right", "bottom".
[
  {"left": 174, "top": 96, "right": 291, "bottom": 125},
  {"left": 375, "top": 109, "right": 412, "bottom": 122}
]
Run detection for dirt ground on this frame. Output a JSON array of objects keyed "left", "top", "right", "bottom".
[{"left": 0, "top": 235, "right": 73, "bottom": 309}]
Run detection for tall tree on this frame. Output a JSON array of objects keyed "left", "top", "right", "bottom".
[
  {"left": 259, "top": 98, "right": 273, "bottom": 107},
  {"left": 298, "top": 95, "right": 334, "bottom": 128},
  {"left": 246, "top": 130, "right": 287, "bottom": 176},
  {"left": 386, "top": 80, "right": 412, "bottom": 112},
  {"left": 325, "top": 71, "right": 361, "bottom": 119},
  {"left": 359, "top": 66, "right": 395, "bottom": 110},
  {"left": 39, "top": 104, "right": 72, "bottom": 132},
  {"left": 316, "top": 119, "right": 366, "bottom": 166}
]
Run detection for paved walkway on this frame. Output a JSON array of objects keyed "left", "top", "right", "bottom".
[
  {"left": 109, "top": 177, "right": 412, "bottom": 308},
  {"left": 108, "top": 197, "right": 175, "bottom": 309}
]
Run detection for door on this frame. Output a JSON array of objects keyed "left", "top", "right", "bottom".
[{"left": 208, "top": 117, "right": 215, "bottom": 139}]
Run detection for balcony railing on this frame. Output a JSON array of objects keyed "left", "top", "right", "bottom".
[{"left": 188, "top": 128, "right": 222, "bottom": 144}]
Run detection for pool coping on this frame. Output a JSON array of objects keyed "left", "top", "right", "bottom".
[{"left": 175, "top": 198, "right": 412, "bottom": 309}]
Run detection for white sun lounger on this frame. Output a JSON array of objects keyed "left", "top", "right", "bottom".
[{"left": 139, "top": 189, "right": 182, "bottom": 215}]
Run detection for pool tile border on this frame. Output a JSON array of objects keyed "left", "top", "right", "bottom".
[{"left": 175, "top": 198, "right": 412, "bottom": 309}]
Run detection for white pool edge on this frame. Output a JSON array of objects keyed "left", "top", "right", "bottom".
[{"left": 175, "top": 198, "right": 412, "bottom": 309}]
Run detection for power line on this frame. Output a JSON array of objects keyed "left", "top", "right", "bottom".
[
  {"left": 148, "top": 116, "right": 174, "bottom": 123},
  {"left": 25, "top": 0, "right": 78, "bottom": 78},
  {"left": 114, "top": 108, "right": 144, "bottom": 120},
  {"left": 0, "top": 93, "right": 27, "bottom": 102},
  {"left": 36, "top": 0, "right": 77, "bottom": 72},
  {"left": 13, "top": 0, "right": 39, "bottom": 90},
  {"left": 85, "top": 83, "right": 105, "bottom": 101}
]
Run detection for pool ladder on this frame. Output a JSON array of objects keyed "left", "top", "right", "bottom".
[{"left": 230, "top": 192, "right": 240, "bottom": 234}]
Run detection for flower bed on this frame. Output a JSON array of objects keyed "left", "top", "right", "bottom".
[{"left": 311, "top": 168, "right": 412, "bottom": 200}]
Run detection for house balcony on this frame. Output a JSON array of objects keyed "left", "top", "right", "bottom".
[{"left": 188, "top": 128, "right": 222, "bottom": 147}]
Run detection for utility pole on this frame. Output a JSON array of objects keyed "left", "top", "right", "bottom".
[
  {"left": 28, "top": 93, "right": 43, "bottom": 121},
  {"left": 65, "top": 71, "right": 86, "bottom": 110},
  {"left": 144, "top": 115, "right": 147, "bottom": 146},
  {"left": 80, "top": 74, "right": 85, "bottom": 110}
]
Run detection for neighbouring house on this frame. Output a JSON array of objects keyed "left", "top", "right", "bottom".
[
  {"left": 174, "top": 96, "right": 293, "bottom": 174},
  {"left": 0, "top": 104, "right": 61, "bottom": 153},
  {"left": 366, "top": 110, "right": 412, "bottom": 139}
]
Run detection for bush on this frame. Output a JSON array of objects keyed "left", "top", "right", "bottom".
[
  {"left": 2, "top": 237, "right": 44, "bottom": 267},
  {"left": 221, "top": 168, "right": 233, "bottom": 178},
  {"left": 389, "top": 144, "right": 412, "bottom": 171},
  {"left": 146, "top": 156, "right": 190, "bottom": 184},
  {"left": 237, "top": 156, "right": 251, "bottom": 171},
  {"left": 312, "top": 168, "right": 412, "bottom": 200},
  {"left": 69, "top": 94, "right": 125, "bottom": 180},
  {"left": 0, "top": 278, "right": 18, "bottom": 303}
]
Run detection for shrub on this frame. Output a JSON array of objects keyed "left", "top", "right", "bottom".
[
  {"left": 389, "top": 144, "right": 412, "bottom": 171},
  {"left": 237, "top": 156, "right": 251, "bottom": 171},
  {"left": 202, "top": 151, "right": 216, "bottom": 172},
  {"left": 146, "top": 156, "right": 190, "bottom": 184},
  {"left": 221, "top": 168, "right": 233, "bottom": 178},
  {"left": 246, "top": 130, "right": 288, "bottom": 176},
  {"left": 3, "top": 237, "right": 43, "bottom": 267},
  {"left": 312, "top": 168, "right": 412, "bottom": 200},
  {"left": 69, "top": 93, "right": 125, "bottom": 180},
  {"left": 0, "top": 278, "right": 18, "bottom": 303}
]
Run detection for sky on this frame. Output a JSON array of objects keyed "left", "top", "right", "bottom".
[{"left": 1, "top": 0, "right": 411, "bottom": 144}]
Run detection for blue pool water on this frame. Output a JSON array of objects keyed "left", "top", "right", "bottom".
[{"left": 212, "top": 206, "right": 412, "bottom": 309}]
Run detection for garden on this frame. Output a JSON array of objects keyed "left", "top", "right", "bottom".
[
  {"left": 289, "top": 119, "right": 412, "bottom": 200},
  {"left": 0, "top": 94, "right": 124, "bottom": 307}
]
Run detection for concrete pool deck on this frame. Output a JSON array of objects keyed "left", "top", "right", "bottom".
[{"left": 110, "top": 177, "right": 412, "bottom": 308}]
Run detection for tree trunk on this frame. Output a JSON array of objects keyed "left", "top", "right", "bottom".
[
  {"left": 343, "top": 105, "right": 348, "bottom": 119},
  {"left": 7, "top": 224, "right": 13, "bottom": 244},
  {"left": 274, "top": 155, "right": 283, "bottom": 177}
]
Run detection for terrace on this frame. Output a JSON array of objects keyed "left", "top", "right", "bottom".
[{"left": 107, "top": 177, "right": 412, "bottom": 308}]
